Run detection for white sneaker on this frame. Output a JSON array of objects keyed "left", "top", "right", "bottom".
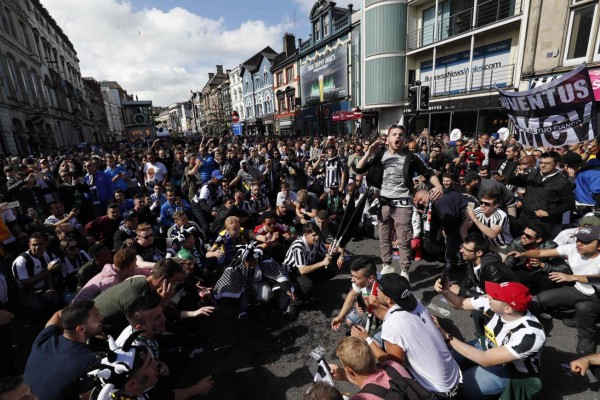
[
  {"left": 381, "top": 263, "right": 395, "bottom": 274},
  {"left": 400, "top": 268, "right": 410, "bottom": 282}
]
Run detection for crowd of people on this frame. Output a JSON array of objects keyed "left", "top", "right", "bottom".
[{"left": 0, "top": 126, "right": 600, "bottom": 399}]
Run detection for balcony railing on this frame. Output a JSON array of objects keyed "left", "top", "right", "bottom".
[
  {"left": 407, "top": 0, "right": 522, "bottom": 51},
  {"left": 417, "top": 63, "right": 514, "bottom": 98}
]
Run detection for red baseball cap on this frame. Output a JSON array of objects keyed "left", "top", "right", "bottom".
[{"left": 485, "top": 281, "right": 532, "bottom": 312}]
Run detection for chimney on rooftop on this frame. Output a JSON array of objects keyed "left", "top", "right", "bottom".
[
  {"left": 216, "top": 65, "right": 223, "bottom": 73},
  {"left": 348, "top": 4, "right": 353, "bottom": 12},
  {"left": 208, "top": 73, "right": 214, "bottom": 79},
  {"left": 283, "top": 33, "right": 296, "bottom": 57}
]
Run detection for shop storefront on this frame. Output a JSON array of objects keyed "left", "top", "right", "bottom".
[
  {"left": 302, "top": 100, "right": 352, "bottom": 136},
  {"left": 403, "top": 94, "right": 508, "bottom": 137}
]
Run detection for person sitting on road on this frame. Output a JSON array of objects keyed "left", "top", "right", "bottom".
[
  {"left": 434, "top": 280, "right": 546, "bottom": 400},
  {"left": 465, "top": 190, "right": 513, "bottom": 259},
  {"left": 115, "top": 296, "right": 214, "bottom": 400},
  {"left": 283, "top": 222, "right": 334, "bottom": 302},
  {"left": 504, "top": 222, "right": 571, "bottom": 294},
  {"left": 509, "top": 225, "right": 600, "bottom": 356},
  {"left": 212, "top": 243, "right": 294, "bottom": 319},
  {"left": 350, "top": 273, "right": 462, "bottom": 397},
  {"left": 328, "top": 336, "right": 418, "bottom": 400},
  {"left": 330, "top": 257, "right": 379, "bottom": 336}
]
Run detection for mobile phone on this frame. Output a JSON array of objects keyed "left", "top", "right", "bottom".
[
  {"left": 5, "top": 201, "right": 20, "bottom": 209},
  {"left": 356, "top": 294, "right": 367, "bottom": 310},
  {"left": 561, "top": 362, "right": 577, "bottom": 377},
  {"left": 467, "top": 202, "right": 475, "bottom": 212},
  {"left": 440, "top": 271, "right": 449, "bottom": 290}
]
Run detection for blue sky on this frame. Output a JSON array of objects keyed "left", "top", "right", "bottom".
[{"left": 40, "top": 0, "right": 354, "bottom": 106}]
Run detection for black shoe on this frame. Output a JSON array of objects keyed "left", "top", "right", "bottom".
[
  {"left": 576, "top": 336, "right": 596, "bottom": 356},
  {"left": 562, "top": 318, "right": 577, "bottom": 328},
  {"left": 283, "top": 303, "right": 298, "bottom": 321}
]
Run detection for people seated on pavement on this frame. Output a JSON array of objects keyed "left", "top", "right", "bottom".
[
  {"left": 23, "top": 300, "right": 103, "bottom": 400},
  {"left": 351, "top": 273, "right": 462, "bottom": 396},
  {"left": 434, "top": 280, "right": 545, "bottom": 400},
  {"left": 505, "top": 222, "right": 571, "bottom": 294},
  {"left": 283, "top": 222, "right": 334, "bottom": 303},
  {"left": 330, "top": 257, "right": 379, "bottom": 335},
  {"left": 56, "top": 238, "right": 91, "bottom": 303},
  {"left": 74, "top": 248, "right": 151, "bottom": 302},
  {"left": 114, "top": 296, "right": 214, "bottom": 400},
  {"left": 510, "top": 225, "right": 600, "bottom": 355},
  {"left": 465, "top": 190, "right": 513, "bottom": 259},
  {"left": 212, "top": 243, "right": 293, "bottom": 319}
]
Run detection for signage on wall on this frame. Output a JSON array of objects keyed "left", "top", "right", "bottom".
[
  {"left": 300, "top": 37, "right": 349, "bottom": 107},
  {"left": 420, "top": 39, "right": 512, "bottom": 95}
]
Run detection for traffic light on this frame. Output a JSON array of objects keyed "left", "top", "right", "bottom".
[
  {"left": 408, "top": 86, "right": 418, "bottom": 111},
  {"left": 420, "top": 86, "right": 430, "bottom": 111}
]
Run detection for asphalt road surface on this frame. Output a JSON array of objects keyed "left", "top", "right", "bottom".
[{"left": 10, "top": 236, "right": 600, "bottom": 399}]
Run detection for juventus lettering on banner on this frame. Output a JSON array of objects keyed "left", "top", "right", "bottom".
[{"left": 498, "top": 63, "right": 597, "bottom": 147}]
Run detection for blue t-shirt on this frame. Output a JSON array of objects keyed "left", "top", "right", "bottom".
[{"left": 24, "top": 325, "right": 100, "bottom": 400}]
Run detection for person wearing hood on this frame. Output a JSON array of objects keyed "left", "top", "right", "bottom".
[{"left": 113, "top": 211, "right": 139, "bottom": 250}]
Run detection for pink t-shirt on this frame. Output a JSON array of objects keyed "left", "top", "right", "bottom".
[{"left": 351, "top": 361, "right": 413, "bottom": 400}]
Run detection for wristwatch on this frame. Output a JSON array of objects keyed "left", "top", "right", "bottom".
[{"left": 366, "top": 337, "right": 374, "bottom": 346}]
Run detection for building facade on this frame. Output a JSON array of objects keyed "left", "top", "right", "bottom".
[
  {"left": 403, "top": 0, "right": 529, "bottom": 136},
  {"left": 298, "top": 1, "right": 356, "bottom": 136},
  {"left": 82, "top": 77, "right": 109, "bottom": 144},
  {"left": 240, "top": 47, "right": 278, "bottom": 135},
  {"left": 272, "top": 33, "right": 300, "bottom": 136},
  {"left": 100, "top": 81, "right": 128, "bottom": 142},
  {"left": 0, "top": 0, "right": 98, "bottom": 154},
  {"left": 230, "top": 65, "right": 244, "bottom": 122},
  {"left": 199, "top": 65, "right": 228, "bottom": 135}
]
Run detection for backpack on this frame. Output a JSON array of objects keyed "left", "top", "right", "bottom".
[{"left": 359, "top": 363, "right": 434, "bottom": 400}]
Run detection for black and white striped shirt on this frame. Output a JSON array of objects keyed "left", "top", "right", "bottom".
[
  {"left": 473, "top": 296, "right": 546, "bottom": 375},
  {"left": 474, "top": 208, "right": 513, "bottom": 247},
  {"left": 283, "top": 236, "right": 327, "bottom": 271},
  {"left": 324, "top": 156, "right": 344, "bottom": 188}
]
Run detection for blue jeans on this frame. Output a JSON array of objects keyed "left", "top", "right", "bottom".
[{"left": 452, "top": 340, "right": 510, "bottom": 399}]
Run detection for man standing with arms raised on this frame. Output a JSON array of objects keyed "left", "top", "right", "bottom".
[{"left": 355, "top": 125, "right": 443, "bottom": 277}]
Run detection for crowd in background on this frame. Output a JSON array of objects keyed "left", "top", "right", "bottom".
[{"left": 1, "top": 127, "right": 600, "bottom": 399}]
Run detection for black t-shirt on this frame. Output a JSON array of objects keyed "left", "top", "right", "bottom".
[{"left": 132, "top": 238, "right": 167, "bottom": 262}]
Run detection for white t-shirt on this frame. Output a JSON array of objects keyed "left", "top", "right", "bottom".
[
  {"left": 143, "top": 161, "right": 168, "bottom": 183},
  {"left": 557, "top": 244, "right": 600, "bottom": 295},
  {"left": 381, "top": 303, "right": 461, "bottom": 392}
]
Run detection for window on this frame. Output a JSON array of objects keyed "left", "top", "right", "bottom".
[
  {"left": 314, "top": 20, "right": 321, "bottom": 41},
  {"left": 5, "top": 56, "right": 20, "bottom": 99},
  {"left": 323, "top": 15, "right": 330, "bottom": 36},
  {"left": 3, "top": 7, "right": 16, "bottom": 36},
  {"left": 30, "top": 70, "right": 41, "bottom": 105},
  {"left": 287, "top": 68, "right": 294, "bottom": 83},
  {"left": 18, "top": 21, "right": 31, "bottom": 50},
  {"left": 564, "top": 3, "right": 597, "bottom": 64},
  {"left": 277, "top": 72, "right": 284, "bottom": 86},
  {"left": 264, "top": 71, "right": 268, "bottom": 86}
]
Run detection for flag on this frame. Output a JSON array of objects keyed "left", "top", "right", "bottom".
[
  {"left": 498, "top": 63, "right": 597, "bottom": 147},
  {"left": 313, "top": 357, "right": 335, "bottom": 386}
]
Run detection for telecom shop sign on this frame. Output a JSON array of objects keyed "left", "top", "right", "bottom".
[
  {"left": 300, "top": 37, "right": 349, "bottom": 107},
  {"left": 421, "top": 39, "right": 512, "bottom": 95},
  {"left": 498, "top": 63, "right": 596, "bottom": 147}
]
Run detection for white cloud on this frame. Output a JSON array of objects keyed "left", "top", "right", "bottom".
[
  {"left": 293, "top": 0, "right": 356, "bottom": 14},
  {"left": 40, "top": 0, "right": 291, "bottom": 106}
]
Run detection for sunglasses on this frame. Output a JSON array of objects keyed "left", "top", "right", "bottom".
[
  {"left": 523, "top": 232, "right": 537, "bottom": 240},
  {"left": 140, "top": 234, "right": 154, "bottom": 239},
  {"left": 480, "top": 201, "right": 495, "bottom": 207}
]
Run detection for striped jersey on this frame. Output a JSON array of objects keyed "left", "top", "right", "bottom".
[
  {"left": 474, "top": 207, "right": 513, "bottom": 246},
  {"left": 283, "top": 236, "right": 327, "bottom": 271},
  {"left": 472, "top": 296, "right": 546, "bottom": 375},
  {"left": 324, "top": 156, "right": 345, "bottom": 188}
]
